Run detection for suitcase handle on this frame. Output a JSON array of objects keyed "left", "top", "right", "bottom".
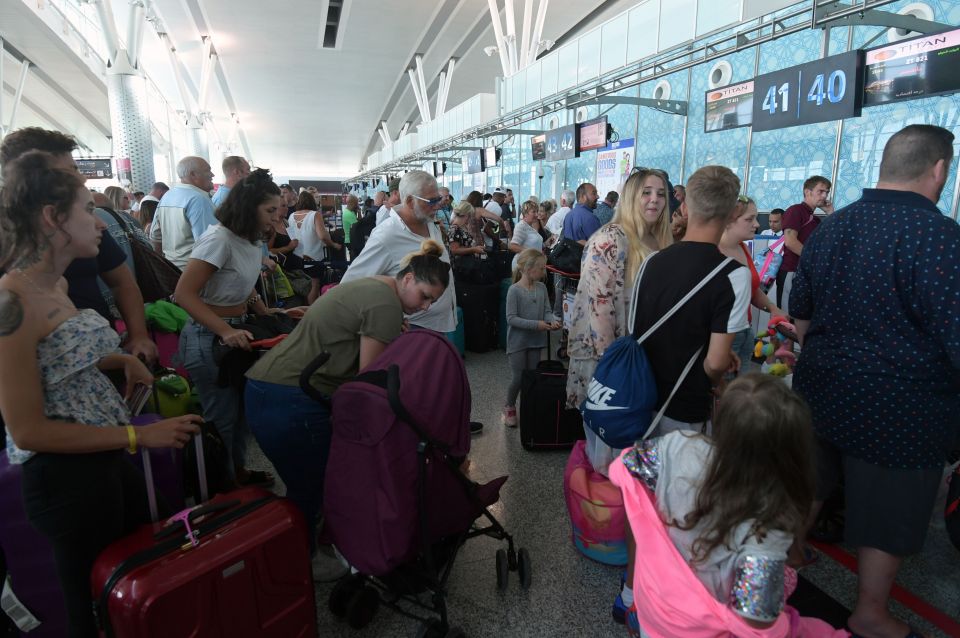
[
  {"left": 141, "top": 433, "right": 208, "bottom": 523},
  {"left": 151, "top": 499, "right": 240, "bottom": 542}
]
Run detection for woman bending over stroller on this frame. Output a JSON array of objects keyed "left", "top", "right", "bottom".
[{"left": 244, "top": 239, "right": 450, "bottom": 579}]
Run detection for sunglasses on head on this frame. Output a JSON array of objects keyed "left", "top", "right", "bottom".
[{"left": 412, "top": 194, "right": 444, "bottom": 206}]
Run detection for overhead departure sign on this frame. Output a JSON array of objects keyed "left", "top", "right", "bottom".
[
  {"left": 76, "top": 158, "right": 113, "bottom": 179},
  {"left": 863, "top": 27, "right": 960, "bottom": 106},
  {"left": 545, "top": 124, "right": 579, "bottom": 162},
  {"left": 705, "top": 80, "right": 754, "bottom": 132},
  {"left": 751, "top": 50, "right": 864, "bottom": 132}
]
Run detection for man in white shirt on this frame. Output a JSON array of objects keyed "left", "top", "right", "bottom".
[
  {"left": 376, "top": 184, "right": 401, "bottom": 225},
  {"left": 149, "top": 156, "right": 217, "bottom": 269},
  {"left": 138, "top": 181, "right": 170, "bottom": 208},
  {"left": 342, "top": 170, "right": 457, "bottom": 333},
  {"left": 546, "top": 189, "right": 575, "bottom": 236},
  {"left": 768, "top": 208, "right": 784, "bottom": 237}
]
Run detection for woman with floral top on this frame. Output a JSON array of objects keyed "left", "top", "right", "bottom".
[{"left": 565, "top": 168, "right": 673, "bottom": 475}]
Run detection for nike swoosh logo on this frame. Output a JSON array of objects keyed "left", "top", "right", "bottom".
[{"left": 584, "top": 403, "right": 627, "bottom": 411}]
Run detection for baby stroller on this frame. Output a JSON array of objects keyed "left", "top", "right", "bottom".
[{"left": 300, "top": 330, "right": 530, "bottom": 637}]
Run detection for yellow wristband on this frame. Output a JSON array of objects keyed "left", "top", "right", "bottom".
[{"left": 125, "top": 425, "right": 138, "bottom": 455}]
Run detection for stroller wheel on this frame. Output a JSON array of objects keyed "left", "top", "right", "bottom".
[
  {"left": 415, "top": 619, "right": 445, "bottom": 638},
  {"left": 345, "top": 585, "right": 380, "bottom": 629},
  {"left": 517, "top": 548, "right": 532, "bottom": 590},
  {"left": 329, "top": 574, "right": 363, "bottom": 618},
  {"left": 495, "top": 549, "right": 509, "bottom": 591}
]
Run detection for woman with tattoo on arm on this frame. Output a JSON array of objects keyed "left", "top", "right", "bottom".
[{"left": 0, "top": 151, "right": 202, "bottom": 637}]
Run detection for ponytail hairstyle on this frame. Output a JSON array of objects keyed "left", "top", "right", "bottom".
[
  {"left": 674, "top": 374, "right": 815, "bottom": 564},
  {"left": 512, "top": 248, "right": 546, "bottom": 283},
  {"left": 465, "top": 190, "right": 483, "bottom": 208},
  {"left": 216, "top": 168, "right": 281, "bottom": 243},
  {"left": 0, "top": 150, "right": 86, "bottom": 270},
  {"left": 397, "top": 239, "right": 450, "bottom": 289}
]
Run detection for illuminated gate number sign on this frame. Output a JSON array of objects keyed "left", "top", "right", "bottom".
[{"left": 751, "top": 50, "right": 864, "bottom": 132}]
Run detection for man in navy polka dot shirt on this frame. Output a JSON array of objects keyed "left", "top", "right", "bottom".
[{"left": 791, "top": 124, "right": 960, "bottom": 638}]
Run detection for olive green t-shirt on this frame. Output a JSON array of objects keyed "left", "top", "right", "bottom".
[{"left": 246, "top": 278, "right": 403, "bottom": 395}]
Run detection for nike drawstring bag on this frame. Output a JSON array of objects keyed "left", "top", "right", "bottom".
[{"left": 580, "top": 254, "right": 733, "bottom": 449}]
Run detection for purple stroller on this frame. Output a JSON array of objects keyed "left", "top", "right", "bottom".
[{"left": 300, "top": 329, "right": 530, "bottom": 637}]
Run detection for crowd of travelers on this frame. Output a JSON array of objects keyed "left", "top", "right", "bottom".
[{"left": 0, "top": 123, "right": 957, "bottom": 638}]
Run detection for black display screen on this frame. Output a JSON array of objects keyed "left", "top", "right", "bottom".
[
  {"left": 863, "top": 27, "right": 960, "bottom": 106},
  {"left": 531, "top": 134, "right": 546, "bottom": 160},
  {"left": 704, "top": 80, "right": 754, "bottom": 132},
  {"left": 463, "top": 149, "right": 485, "bottom": 174},
  {"left": 76, "top": 158, "right": 113, "bottom": 179},
  {"left": 545, "top": 124, "right": 578, "bottom": 161},
  {"left": 751, "top": 50, "right": 863, "bottom": 132}
]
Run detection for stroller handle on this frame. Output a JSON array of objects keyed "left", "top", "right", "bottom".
[{"left": 299, "top": 352, "right": 332, "bottom": 409}]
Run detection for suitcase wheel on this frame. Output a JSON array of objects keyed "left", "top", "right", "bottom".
[
  {"left": 416, "top": 619, "right": 463, "bottom": 638},
  {"left": 346, "top": 585, "right": 380, "bottom": 629},
  {"left": 495, "top": 549, "right": 509, "bottom": 591},
  {"left": 517, "top": 548, "right": 532, "bottom": 590},
  {"left": 328, "top": 573, "right": 363, "bottom": 618}
]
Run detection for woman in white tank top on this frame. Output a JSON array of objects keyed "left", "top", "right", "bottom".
[{"left": 288, "top": 191, "right": 342, "bottom": 302}]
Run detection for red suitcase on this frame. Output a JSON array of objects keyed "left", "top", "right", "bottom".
[{"left": 91, "top": 439, "right": 317, "bottom": 637}]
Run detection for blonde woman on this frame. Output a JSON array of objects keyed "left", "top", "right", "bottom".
[{"left": 565, "top": 169, "right": 673, "bottom": 473}]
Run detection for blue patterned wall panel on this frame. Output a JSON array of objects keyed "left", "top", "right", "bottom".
[
  {"left": 683, "top": 47, "right": 756, "bottom": 184},
  {"left": 635, "top": 69, "right": 689, "bottom": 182}
]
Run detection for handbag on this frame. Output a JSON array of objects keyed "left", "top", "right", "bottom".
[
  {"left": 453, "top": 254, "right": 497, "bottom": 285},
  {"left": 548, "top": 237, "right": 584, "bottom": 275},
  {"left": 580, "top": 255, "right": 734, "bottom": 449},
  {"left": 755, "top": 237, "right": 785, "bottom": 291},
  {"left": 101, "top": 208, "right": 182, "bottom": 302}
]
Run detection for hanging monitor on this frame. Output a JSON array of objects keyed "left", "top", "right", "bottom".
[
  {"left": 545, "top": 124, "right": 579, "bottom": 161},
  {"left": 485, "top": 146, "right": 499, "bottom": 167},
  {"left": 704, "top": 80, "right": 754, "bottom": 132},
  {"left": 463, "top": 149, "right": 485, "bottom": 174},
  {"left": 577, "top": 116, "right": 609, "bottom": 152},
  {"left": 76, "top": 158, "right": 113, "bottom": 179},
  {"left": 863, "top": 27, "right": 960, "bottom": 106},
  {"left": 531, "top": 134, "right": 547, "bottom": 160}
]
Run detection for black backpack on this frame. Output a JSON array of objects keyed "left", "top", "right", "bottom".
[{"left": 350, "top": 212, "right": 377, "bottom": 257}]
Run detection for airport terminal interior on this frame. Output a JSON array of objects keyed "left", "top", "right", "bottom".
[{"left": 1, "top": 0, "right": 960, "bottom": 636}]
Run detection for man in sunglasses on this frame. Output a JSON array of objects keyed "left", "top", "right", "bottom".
[{"left": 341, "top": 170, "right": 457, "bottom": 335}]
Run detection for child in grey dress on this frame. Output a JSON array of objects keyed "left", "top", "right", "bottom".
[{"left": 502, "top": 249, "right": 561, "bottom": 426}]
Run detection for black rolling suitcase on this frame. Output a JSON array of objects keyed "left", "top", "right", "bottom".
[
  {"left": 519, "top": 333, "right": 584, "bottom": 450},
  {"left": 456, "top": 282, "right": 499, "bottom": 353}
]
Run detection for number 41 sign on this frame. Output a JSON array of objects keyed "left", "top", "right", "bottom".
[{"left": 751, "top": 50, "right": 864, "bottom": 132}]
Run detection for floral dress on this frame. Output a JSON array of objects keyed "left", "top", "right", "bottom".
[
  {"left": 565, "top": 224, "right": 632, "bottom": 410},
  {"left": 5, "top": 309, "right": 128, "bottom": 464}
]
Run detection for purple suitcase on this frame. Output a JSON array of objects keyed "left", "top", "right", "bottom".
[
  {"left": 0, "top": 453, "right": 68, "bottom": 636},
  {"left": 128, "top": 414, "right": 186, "bottom": 513}
]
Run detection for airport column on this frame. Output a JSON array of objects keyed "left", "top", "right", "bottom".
[{"left": 89, "top": 0, "right": 155, "bottom": 193}]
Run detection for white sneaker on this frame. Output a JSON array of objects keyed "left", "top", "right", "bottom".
[{"left": 312, "top": 546, "right": 349, "bottom": 582}]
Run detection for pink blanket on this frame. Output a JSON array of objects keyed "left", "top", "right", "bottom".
[{"left": 609, "top": 452, "right": 850, "bottom": 638}]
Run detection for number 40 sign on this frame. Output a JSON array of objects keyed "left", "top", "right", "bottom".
[{"left": 751, "top": 50, "right": 864, "bottom": 132}]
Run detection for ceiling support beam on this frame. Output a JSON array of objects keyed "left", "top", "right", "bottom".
[
  {"left": 436, "top": 58, "right": 456, "bottom": 118},
  {"left": 125, "top": 1, "right": 147, "bottom": 69},
  {"left": 415, "top": 55, "right": 432, "bottom": 122},
  {"left": 486, "top": 0, "right": 511, "bottom": 77},
  {"left": 406, "top": 68, "right": 430, "bottom": 126},
  {"left": 504, "top": 0, "right": 518, "bottom": 75},
  {"left": 197, "top": 37, "right": 217, "bottom": 113},
  {"left": 527, "top": 0, "right": 549, "bottom": 67},
  {"left": 519, "top": 0, "right": 534, "bottom": 70},
  {"left": 396, "top": 121, "right": 411, "bottom": 141},
  {"left": 87, "top": 0, "right": 121, "bottom": 63},
  {"left": 4, "top": 59, "right": 31, "bottom": 137}
]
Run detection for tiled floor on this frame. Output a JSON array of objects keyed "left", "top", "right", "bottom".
[{"left": 248, "top": 347, "right": 960, "bottom": 638}]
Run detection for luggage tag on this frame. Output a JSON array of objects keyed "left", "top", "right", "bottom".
[{"left": 1, "top": 575, "right": 41, "bottom": 632}]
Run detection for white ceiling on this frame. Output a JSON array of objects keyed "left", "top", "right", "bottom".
[{"left": 3, "top": 0, "right": 637, "bottom": 180}]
